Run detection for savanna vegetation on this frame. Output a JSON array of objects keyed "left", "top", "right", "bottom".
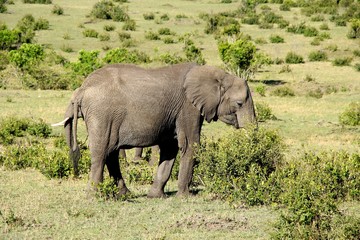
[{"left": 0, "top": 0, "right": 360, "bottom": 239}]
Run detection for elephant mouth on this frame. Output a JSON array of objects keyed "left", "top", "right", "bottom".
[{"left": 219, "top": 115, "right": 239, "bottom": 129}]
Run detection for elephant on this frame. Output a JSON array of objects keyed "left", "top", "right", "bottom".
[
  {"left": 55, "top": 62, "right": 256, "bottom": 198},
  {"left": 119, "top": 146, "right": 160, "bottom": 165}
]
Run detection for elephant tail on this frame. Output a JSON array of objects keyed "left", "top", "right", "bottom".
[{"left": 64, "top": 101, "right": 81, "bottom": 177}]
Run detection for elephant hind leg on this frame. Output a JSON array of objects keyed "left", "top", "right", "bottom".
[
  {"left": 147, "top": 140, "right": 178, "bottom": 198},
  {"left": 106, "top": 150, "right": 130, "bottom": 196}
]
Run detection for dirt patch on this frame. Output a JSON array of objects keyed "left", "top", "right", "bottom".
[{"left": 172, "top": 213, "right": 248, "bottom": 231}]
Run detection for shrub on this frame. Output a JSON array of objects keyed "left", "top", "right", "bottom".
[
  {"left": 285, "top": 51, "right": 304, "bottom": 64},
  {"left": 255, "top": 102, "right": 277, "bottom": 122},
  {"left": 163, "top": 37, "right": 175, "bottom": 44},
  {"left": 279, "top": 4, "right": 290, "bottom": 11},
  {"left": 255, "top": 84, "right": 266, "bottom": 96},
  {"left": 307, "top": 88, "right": 323, "bottom": 99},
  {"left": 82, "top": 29, "right": 99, "bottom": 38},
  {"left": 271, "top": 86, "right": 295, "bottom": 97},
  {"left": 160, "top": 14, "right": 170, "bottom": 21},
  {"left": 104, "top": 24, "right": 115, "bottom": 32},
  {"left": 9, "top": 43, "right": 44, "bottom": 70},
  {"left": 90, "top": 1, "right": 129, "bottom": 22},
  {"left": 126, "top": 161, "right": 155, "bottom": 185},
  {"left": 158, "top": 27, "right": 173, "bottom": 35},
  {"left": 194, "top": 126, "right": 285, "bottom": 205},
  {"left": 69, "top": 50, "right": 103, "bottom": 77},
  {"left": 34, "top": 18, "right": 50, "bottom": 30},
  {"left": 15, "top": 14, "right": 36, "bottom": 43},
  {"left": 339, "top": 102, "right": 360, "bottom": 126},
  {"left": 183, "top": 39, "right": 206, "bottom": 65},
  {"left": 158, "top": 52, "right": 185, "bottom": 65},
  {"left": 52, "top": 4, "right": 64, "bottom": 15},
  {"left": 308, "top": 50, "right": 328, "bottom": 62},
  {"left": 122, "top": 19, "right": 136, "bottom": 31},
  {"left": 355, "top": 63, "right": 360, "bottom": 71},
  {"left": 143, "top": 12, "right": 155, "bottom": 20},
  {"left": 218, "top": 38, "right": 256, "bottom": 74},
  {"left": 333, "top": 57, "right": 352, "bottom": 66},
  {"left": 273, "top": 151, "right": 360, "bottom": 239},
  {"left": 103, "top": 47, "right": 150, "bottom": 64},
  {"left": 0, "top": 29, "right": 20, "bottom": 50},
  {"left": 23, "top": 0, "right": 51, "bottom": 3},
  {"left": 145, "top": 31, "right": 160, "bottom": 40},
  {"left": 118, "top": 31, "right": 131, "bottom": 41},
  {"left": 269, "top": 34, "right": 284, "bottom": 43},
  {"left": 319, "top": 23, "right": 329, "bottom": 30},
  {"left": 99, "top": 33, "right": 110, "bottom": 41},
  {"left": 347, "top": 18, "right": 360, "bottom": 39}
]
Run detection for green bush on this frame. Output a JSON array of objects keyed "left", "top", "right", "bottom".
[
  {"left": 269, "top": 34, "right": 284, "bottom": 43},
  {"left": 339, "top": 102, "right": 360, "bottom": 126},
  {"left": 69, "top": 50, "right": 103, "bottom": 77},
  {"left": 23, "top": 0, "right": 51, "bottom": 3},
  {"left": 194, "top": 126, "right": 285, "bottom": 205},
  {"left": 255, "top": 102, "right": 277, "bottom": 122},
  {"left": 82, "top": 29, "right": 99, "bottom": 38},
  {"left": 52, "top": 4, "right": 64, "bottom": 15},
  {"left": 333, "top": 57, "right": 352, "bottom": 66},
  {"left": 9, "top": 43, "right": 44, "bottom": 70},
  {"left": 218, "top": 38, "right": 256, "bottom": 73},
  {"left": 255, "top": 84, "right": 266, "bottom": 96},
  {"left": 0, "top": 28, "right": 20, "bottom": 50},
  {"left": 90, "top": 1, "right": 129, "bottom": 22},
  {"left": 183, "top": 39, "right": 206, "bottom": 65},
  {"left": 126, "top": 161, "right": 155, "bottom": 185},
  {"left": 145, "top": 31, "right": 160, "bottom": 40},
  {"left": 143, "top": 12, "right": 155, "bottom": 20},
  {"left": 34, "top": 18, "right": 50, "bottom": 30},
  {"left": 122, "top": 19, "right": 136, "bottom": 31},
  {"left": 319, "top": 23, "right": 330, "bottom": 30},
  {"left": 287, "top": 22, "right": 319, "bottom": 37},
  {"left": 103, "top": 47, "right": 151, "bottom": 64},
  {"left": 99, "top": 33, "right": 110, "bottom": 41},
  {"left": 271, "top": 86, "right": 295, "bottom": 97},
  {"left": 104, "top": 24, "right": 115, "bottom": 32},
  {"left": 347, "top": 18, "right": 360, "bottom": 39},
  {"left": 160, "top": 14, "right": 170, "bottom": 21},
  {"left": 15, "top": 14, "right": 36, "bottom": 43},
  {"left": 158, "top": 27, "right": 173, "bottom": 35},
  {"left": 273, "top": 151, "right": 360, "bottom": 239},
  {"left": 308, "top": 50, "right": 328, "bottom": 62},
  {"left": 118, "top": 31, "right": 131, "bottom": 41},
  {"left": 158, "top": 52, "right": 185, "bottom": 65},
  {"left": 285, "top": 51, "right": 304, "bottom": 64}
]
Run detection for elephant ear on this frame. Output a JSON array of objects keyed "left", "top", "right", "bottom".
[{"left": 184, "top": 65, "right": 225, "bottom": 123}]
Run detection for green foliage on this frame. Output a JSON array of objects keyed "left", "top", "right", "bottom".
[
  {"left": 96, "top": 176, "right": 120, "bottom": 200},
  {"left": 194, "top": 126, "right": 285, "bottom": 205},
  {"left": 126, "top": 161, "right": 155, "bottom": 185},
  {"left": 273, "top": 151, "right": 360, "bottom": 239},
  {"left": 9, "top": 43, "right": 44, "bottom": 70},
  {"left": 34, "top": 18, "right": 50, "bottom": 30},
  {"left": 82, "top": 29, "right": 99, "bottom": 38},
  {"left": 255, "top": 102, "right": 277, "bottom": 122},
  {"left": 158, "top": 52, "right": 185, "bottom": 65},
  {"left": 285, "top": 51, "right": 304, "bottom": 64},
  {"left": 143, "top": 12, "right": 155, "bottom": 20},
  {"left": 347, "top": 18, "right": 360, "bottom": 39},
  {"left": 145, "top": 31, "right": 160, "bottom": 40},
  {"left": 287, "top": 22, "right": 319, "bottom": 37},
  {"left": 118, "top": 31, "right": 131, "bottom": 41},
  {"left": 269, "top": 34, "right": 284, "bottom": 43},
  {"left": 332, "top": 57, "right": 352, "bottom": 66},
  {"left": 0, "top": 117, "right": 51, "bottom": 145},
  {"left": 308, "top": 50, "right": 328, "bottom": 62},
  {"left": 52, "top": 4, "right": 64, "bottom": 15},
  {"left": 23, "top": 0, "right": 52, "bottom": 3},
  {"left": 0, "top": 28, "right": 20, "bottom": 50},
  {"left": 122, "top": 19, "right": 136, "bottom": 31},
  {"left": 158, "top": 27, "right": 173, "bottom": 36},
  {"left": 15, "top": 14, "right": 36, "bottom": 43},
  {"left": 339, "top": 102, "right": 360, "bottom": 126},
  {"left": 271, "top": 86, "right": 295, "bottom": 97},
  {"left": 218, "top": 38, "right": 256, "bottom": 74},
  {"left": 104, "top": 24, "right": 115, "bottom": 32},
  {"left": 90, "top": 0, "right": 129, "bottom": 22},
  {"left": 103, "top": 47, "right": 150, "bottom": 64},
  {"left": 255, "top": 84, "right": 266, "bottom": 96},
  {"left": 69, "top": 50, "right": 102, "bottom": 77},
  {"left": 183, "top": 39, "right": 206, "bottom": 65},
  {"left": 99, "top": 33, "right": 110, "bottom": 41}
]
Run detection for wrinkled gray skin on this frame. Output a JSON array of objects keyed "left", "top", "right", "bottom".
[{"left": 62, "top": 63, "right": 256, "bottom": 198}]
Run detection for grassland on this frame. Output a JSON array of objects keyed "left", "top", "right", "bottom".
[{"left": 1, "top": 0, "right": 360, "bottom": 239}]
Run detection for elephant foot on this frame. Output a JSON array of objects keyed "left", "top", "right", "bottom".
[
  {"left": 118, "top": 186, "right": 130, "bottom": 196},
  {"left": 147, "top": 188, "right": 166, "bottom": 198}
]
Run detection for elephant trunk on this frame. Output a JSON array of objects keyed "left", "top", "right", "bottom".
[
  {"left": 237, "top": 88, "right": 257, "bottom": 128},
  {"left": 64, "top": 102, "right": 80, "bottom": 177}
]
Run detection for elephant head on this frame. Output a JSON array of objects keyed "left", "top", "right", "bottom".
[{"left": 184, "top": 65, "right": 256, "bottom": 128}]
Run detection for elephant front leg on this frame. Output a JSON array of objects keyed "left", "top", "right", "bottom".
[{"left": 147, "top": 141, "right": 178, "bottom": 198}]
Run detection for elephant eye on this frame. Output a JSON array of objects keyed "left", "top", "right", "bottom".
[{"left": 236, "top": 101, "right": 243, "bottom": 107}]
